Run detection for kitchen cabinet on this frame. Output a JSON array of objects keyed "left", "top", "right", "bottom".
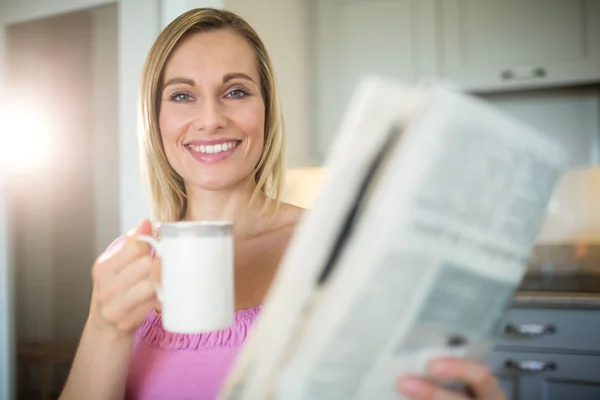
[
  {"left": 438, "top": 0, "right": 600, "bottom": 92},
  {"left": 490, "top": 351, "right": 600, "bottom": 400},
  {"left": 490, "top": 307, "right": 600, "bottom": 400},
  {"left": 311, "top": 0, "right": 600, "bottom": 160},
  {"left": 311, "top": 0, "right": 436, "bottom": 160}
]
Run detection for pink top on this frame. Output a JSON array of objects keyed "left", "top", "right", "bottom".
[
  {"left": 125, "top": 305, "right": 261, "bottom": 400},
  {"left": 105, "top": 236, "right": 261, "bottom": 399}
]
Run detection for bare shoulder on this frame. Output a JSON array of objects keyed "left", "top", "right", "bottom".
[
  {"left": 276, "top": 201, "right": 306, "bottom": 229},
  {"left": 255, "top": 201, "right": 305, "bottom": 246}
]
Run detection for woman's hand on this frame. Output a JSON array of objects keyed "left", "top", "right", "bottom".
[
  {"left": 397, "top": 357, "right": 507, "bottom": 400},
  {"left": 88, "top": 219, "right": 161, "bottom": 335}
]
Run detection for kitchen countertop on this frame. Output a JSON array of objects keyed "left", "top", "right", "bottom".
[{"left": 512, "top": 291, "right": 600, "bottom": 309}]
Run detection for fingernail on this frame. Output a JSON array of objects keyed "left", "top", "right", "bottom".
[{"left": 399, "top": 377, "right": 424, "bottom": 396}]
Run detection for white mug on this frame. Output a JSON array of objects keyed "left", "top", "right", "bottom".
[{"left": 136, "top": 221, "right": 234, "bottom": 334}]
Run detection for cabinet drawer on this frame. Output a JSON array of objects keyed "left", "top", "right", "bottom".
[
  {"left": 489, "top": 350, "right": 600, "bottom": 400},
  {"left": 494, "top": 308, "right": 600, "bottom": 353}
]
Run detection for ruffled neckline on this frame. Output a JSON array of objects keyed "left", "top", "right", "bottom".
[{"left": 138, "top": 305, "right": 262, "bottom": 351}]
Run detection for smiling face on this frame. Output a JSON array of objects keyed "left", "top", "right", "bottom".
[{"left": 158, "top": 29, "right": 265, "bottom": 192}]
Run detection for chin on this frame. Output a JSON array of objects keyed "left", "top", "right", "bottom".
[{"left": 187, "top": 174, "right": 252, "bottom": 192}]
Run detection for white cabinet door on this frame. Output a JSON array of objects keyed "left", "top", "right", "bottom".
[
  {"left": 438, "top": 0, "right": 600, "bottom": 92},
  {"left": 312, "top": 0, "right": 436, "bottom": 160}
]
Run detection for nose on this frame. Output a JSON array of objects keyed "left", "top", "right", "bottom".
[{"left": 192, "top": 98, "right": 228, "bottom": 134}]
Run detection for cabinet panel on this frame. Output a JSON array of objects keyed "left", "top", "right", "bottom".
[
  {"left": 311, "top": 0, "right": 436, "bottom": 160},
  {"left": 490, "top": 351, "right": 600, "bottom": 400},
  {"left": 336, "top": 1, "right": 415, "bottom": 104},
  {"left": 494, "top": 308, "right": 600, "bottom": 353},
  {"left": 439, "top": 0, "right": 600, "bottom": 92}
]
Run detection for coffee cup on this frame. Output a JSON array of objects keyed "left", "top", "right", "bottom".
[{"left": 136, "top": 221, "right": 234, "bottom": 333}]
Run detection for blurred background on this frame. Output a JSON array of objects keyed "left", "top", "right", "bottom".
[{"left": 0, "top": 0, "right": 599, "bottom": 399}]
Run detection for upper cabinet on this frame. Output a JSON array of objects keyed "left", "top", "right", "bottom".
[
  {"left": 439, "top": 0, "right": 600, "bottom": 92},
  {"left": 312, "top": 0, "right": 600, "bottom": 158},
  {"left": 311, "top": 0, "right": 436, "bottom": 160}
]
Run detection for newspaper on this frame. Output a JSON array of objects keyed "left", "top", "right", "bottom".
[{"left": 219, "top": 77, "right": 568, "bottom": 400}]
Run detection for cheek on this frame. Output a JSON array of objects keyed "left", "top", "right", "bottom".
[
  {"left": 158, "top": 108, "right": 188, "bottom": 144},
  {"left": 157, "top": 110, "right": 188, "bottom": 174},
  {"left": 238, "top": 103, "right": 266, "bottom": 148}
]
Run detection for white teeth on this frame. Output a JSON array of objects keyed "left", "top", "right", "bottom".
[{"left": 189, "top": 141, "right": 238, "bottom": 154}]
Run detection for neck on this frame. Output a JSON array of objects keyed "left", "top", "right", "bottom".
[{"left": 182, "top": 179, "right": 272, "bottom": 240}]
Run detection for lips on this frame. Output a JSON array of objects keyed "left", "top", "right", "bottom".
[{"left": 184, "top": 140, "right": 241, "bottom": 163}]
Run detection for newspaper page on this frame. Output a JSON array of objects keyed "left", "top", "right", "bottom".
[
  {"left": 220, "top": 78, "right": 422, "bottom": 399},
  {"left": 220, "top": 77, "right": 567, "bottom": 400}
]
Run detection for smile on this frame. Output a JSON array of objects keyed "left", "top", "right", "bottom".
[
  {"left": 187, "top": 141, "right": 239, "bottom": 154},
  {"left": 184, "top": 140, "right": 241, "bottom": 163}
]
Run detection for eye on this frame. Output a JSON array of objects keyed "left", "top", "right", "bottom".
[
  {"left": 171, "top": 92, "right": 193, "bottom": 102},
  {"left": 226, "top": 89, "right": 249, "bottom": 99}
]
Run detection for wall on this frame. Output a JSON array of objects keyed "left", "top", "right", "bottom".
[
  {"left": 91, "top": 4, "right": 120, "bottom": 255},
  {"left": 0, "top": 6, "right": 14, "bottom": 399},
  {"left": 161, "top": 0, "right": 223, "bottom": 28},
  {"left": 117, "top": 0, "right": 159, "bottom": 232},
  {"left": 0, "top": 186, "right": 15, "bottom": 400},
  {"left": 225, "top": 0, "right": 312, "bottom": 167},
  {"left": 481, "top": 86, "right": 600, "bottom": 167}
]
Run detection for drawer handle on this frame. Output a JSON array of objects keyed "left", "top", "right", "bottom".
[
  {"left": 504, "top": 323, "right": 556, "bottom": 337},
  {"left": 505, "top": 359, "right": 557, "bottom": 373},
  {"left": 500, "top": 66, "right": 546, "bottom": 80}
]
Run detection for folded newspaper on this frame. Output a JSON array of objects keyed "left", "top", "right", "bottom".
[{"left": 220, "top": 77, "right": 568, "bottom": 400}]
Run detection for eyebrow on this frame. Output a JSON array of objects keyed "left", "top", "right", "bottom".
[
  {"left": 163, "top": 73, "right": 256, "bottom": 90},
  {"left": 163, "top": 77, "right": 195, "bottom": 89},
  {"left": 223, "top": 72, "right": 255, "bottom": 84}
]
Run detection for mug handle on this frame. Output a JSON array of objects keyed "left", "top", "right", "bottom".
[{"left": 135, "top": 234, "right": 165, "bottom": 304}]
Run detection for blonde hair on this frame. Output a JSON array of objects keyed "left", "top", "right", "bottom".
[{"left": 139, "top": 8, "right": 286, "bottom": 222}]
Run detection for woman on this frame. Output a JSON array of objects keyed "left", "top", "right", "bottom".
[{"left": 60, "top": 8, "right": 507, "bottom": 400}]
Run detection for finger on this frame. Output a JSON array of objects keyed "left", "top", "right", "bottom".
[
  {"left": 115, "top": 255, "right": 153, "bottom": 284},
  {"left": 428, "top": 358, "right": 502, "bottom": 399},
  {"left": 129, "top": 219, "right": 153, "bottom": 237},
  {"left": 115, "top": 298, "right": 156, "bottom": 332},
  {"left": 97, "top": 256, "right": 153, "bottom": 304},
  {"left": 94, "top": 220, "right": 154, "bottom": 278},
  {"left": 397, "top": 375, "right": 469, "bottom": 400},
  {"left": 115, "top": 219, "right": 154, "bottom": 272},
  {"left": 97, "top": 219, "right": 153, "bottom": 262},
  {"left": 101, "top": 280, "right": 156, "bottom": 326}
]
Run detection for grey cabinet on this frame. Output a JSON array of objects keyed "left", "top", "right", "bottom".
[
  {"left": 491, "top": 308, "right": 600, "bottom": 400},
  {"left": 490, "top": 351, "right": 600, "bottom": 400}
]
